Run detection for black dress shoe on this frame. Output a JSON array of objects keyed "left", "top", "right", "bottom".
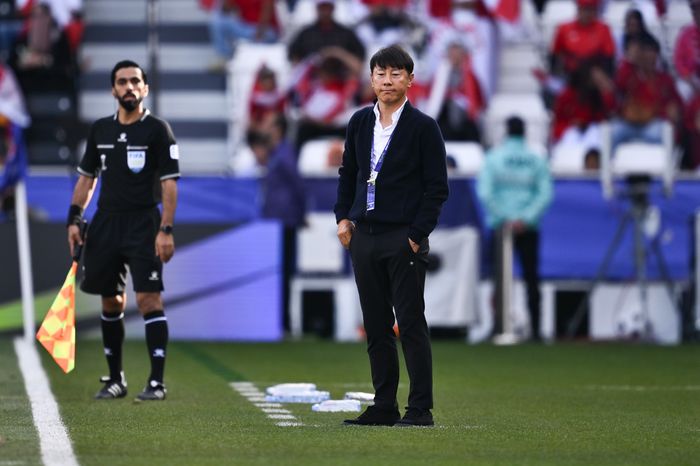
[
  {"left": 343, "top": 406, "right": 400, "bottom": 426},
  {"left": 395, "top": 408, "right": 434, "bottom": 427}
]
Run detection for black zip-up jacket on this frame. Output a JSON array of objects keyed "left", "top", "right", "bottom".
[{"left": 334, "top": 101, "right": 449, "bottom": 243}]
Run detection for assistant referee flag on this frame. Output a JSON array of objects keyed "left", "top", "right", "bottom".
[{"left": 36, "top": 263, "right": 77, "bottom": 373}]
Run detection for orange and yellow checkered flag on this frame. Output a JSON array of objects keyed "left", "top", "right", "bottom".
[{"left": 36, "top": 262, "right": 77, "bottom": 373}]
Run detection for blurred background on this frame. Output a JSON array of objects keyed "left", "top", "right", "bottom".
[{"left": 0, "top": 0, "right": 699, "bottom": 345}]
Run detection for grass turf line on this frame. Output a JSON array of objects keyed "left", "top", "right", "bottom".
[
  {"left": 0, "top": 338, "right": 43, "bottom": 466},
  {"left": 19, "top": 340, "right": 700, "bottom": 465}
]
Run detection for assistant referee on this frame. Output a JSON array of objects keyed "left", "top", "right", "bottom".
[{"left": 67, "top": 60, "right": 180, "bottom": 401}]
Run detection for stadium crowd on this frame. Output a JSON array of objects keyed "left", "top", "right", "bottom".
[
  {"left": 0, "top": 0, "right": 83, "bottom": 216},
  {"left": 203, "top": 0, "right": 700, "bottom": 174},
  {"left": 1, "top": 0, "right": 700, "bottom": 180}
]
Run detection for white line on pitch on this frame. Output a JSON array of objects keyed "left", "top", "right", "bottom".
[
  {"left": 230, "top": 382, "right": 254, "bottom": 387},
  {"left": 254, "top": 403, "right": 283, "bottom": 408},
  {"left": 268, "top": 414, "right": 296, "bottom": 420},
  {"left": 230, "top": 382, "right": 303, "bottom": 427},
  {"left": 14, "top": 338, "right": 79, "bottom": 466}
]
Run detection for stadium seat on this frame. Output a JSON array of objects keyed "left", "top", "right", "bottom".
[
  {"left": 612, "top": 142, "right": 670, "bottom": 176},
  {"left": 290, "top": 212, "right": 361, "bottom": 340},
  {"left": 498, "top": 45, "right": 541, "bottom": 94},
  {"left": 550, "top": 143, "right": 587, "bottom": 175},
  {"left": 483, "top": 93, "right": 550, "bottom": 150},
  {"left": 443, "top": 141, "right": 485, "bottom": 175},
  {"left": 600, "top": 120, "right": 676, "bottom": 198},
  {"left": 296, "top": 212, "right": 343, "bottom": 273},
  {"left": 298, "top": 139, "right": 339, "bottom": 176}
]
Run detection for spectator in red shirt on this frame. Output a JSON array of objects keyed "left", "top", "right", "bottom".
[
  {"left": 290, "top": 46, "right": 362, "bottom": 151},
  {"left": 431, "top": 41, "right": 484, "bottom": 141},
  {"left": 550, "top": 0, "right": 615, "bottom": 79},
  {"left": 248, "top": 65, "right": 286, "bottom": 131},
  {"left": 673, "top": 0, "right": 700, "bottom": 101},
  {"left": 611, "top": 33, "right": 683, "bottom": 152},
  {"left": 551, "top": 63, "right": 615, "bottom": 165},
  {"left": 207, "top": 0, "right": 278, "bottom": 72}
]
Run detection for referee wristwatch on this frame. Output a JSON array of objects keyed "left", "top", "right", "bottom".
[{"left": 159, "top": 225, "right": 174, "bottom": 235}]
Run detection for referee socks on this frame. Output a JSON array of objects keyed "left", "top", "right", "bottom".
[
  {"left": 101, "top": 310, "right": 125, "bottom": 382},
  {"left": 143, "top": 310, "right": 168, "bottom": 384}
]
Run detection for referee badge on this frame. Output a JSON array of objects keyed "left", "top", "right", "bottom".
[{"left": 127, "top": 150, "right": 146, "bottom": 173}]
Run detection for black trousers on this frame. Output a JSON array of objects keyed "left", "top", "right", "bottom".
[
  {"left": 493, "top": 227, "right": 542, "bottom": 338},
  {"left": 349, "top": 226, "right": 433, "bottom": 411}
]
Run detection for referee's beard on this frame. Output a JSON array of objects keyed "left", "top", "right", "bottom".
[{"left": 117, "top": 94, "right": 142, "bottom": 113}]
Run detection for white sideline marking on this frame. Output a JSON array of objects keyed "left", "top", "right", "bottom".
[
  {"left": 14, "top": 338, "right": 79, "bottom": 466},
  {"left": 229, "top": 382, "right": 304, "bottom": 427}
]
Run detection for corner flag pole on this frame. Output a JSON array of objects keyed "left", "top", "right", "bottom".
[{"left": 16, "top": 179, "right": 35, "bottom": 341}]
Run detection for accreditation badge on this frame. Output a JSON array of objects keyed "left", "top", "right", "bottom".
[{"left": 127, "top": 150, "right": 146, "bottom": 173}]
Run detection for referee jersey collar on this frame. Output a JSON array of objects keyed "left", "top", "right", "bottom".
[{"left": 113, "top": 108, "right": 151, "bottom": 122}]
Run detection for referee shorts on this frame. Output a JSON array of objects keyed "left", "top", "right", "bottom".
[{"left": 80, "top": 208, "right": 164, "bottom": 297}]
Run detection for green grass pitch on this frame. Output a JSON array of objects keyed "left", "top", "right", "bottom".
[{"left": 1, "top": 338, "right": 699, "bottom": 465}]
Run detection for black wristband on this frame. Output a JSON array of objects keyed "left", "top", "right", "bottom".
[{"left": 67, "top": 204, "right": 83, "bottom": 227}]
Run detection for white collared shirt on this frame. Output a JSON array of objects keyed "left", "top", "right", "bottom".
[{"left": 371, "top": 97, "right": 408, "bottom": 168}]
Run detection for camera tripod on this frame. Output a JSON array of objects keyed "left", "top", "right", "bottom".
[{"left": 566, "top": 178, "right": 679, "bottom": 339}]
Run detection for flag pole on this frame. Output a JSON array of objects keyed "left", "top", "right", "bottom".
[{"left": 15, "top": 179, "right": 35, "bottom": 341}]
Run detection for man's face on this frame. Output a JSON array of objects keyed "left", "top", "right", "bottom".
[
  {"left": 370, "top": 65, "right": 413, "bottom": 106},
  {"left": 316, "top": 3, "right": 334, "bottom": 22},
  {"left": 112, "top": 67, "right": 148, "bottom": 112}
]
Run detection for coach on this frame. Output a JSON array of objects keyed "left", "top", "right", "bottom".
[{"left": 335, "top": 45, "right": 449, "bottom": 427}]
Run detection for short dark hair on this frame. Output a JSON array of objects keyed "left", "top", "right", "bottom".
[
  {"left": 369, "top": 45, "right": 414, "bottom": 74},
  {"left": 111, "top": 60, "right": 148, "bottom": 86},
  {"left": 506, "top": 116, "right": 525, "bottom": 137}
]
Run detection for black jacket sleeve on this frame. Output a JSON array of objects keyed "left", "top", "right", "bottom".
[
  {"left": 334, "top": 113, "right": 359, "bottom": 223},
  {"left": 408, "top": 117, "right": 449, "bottom": 243}
]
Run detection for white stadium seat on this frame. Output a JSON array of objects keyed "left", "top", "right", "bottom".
[
  {"left": 550, "top": 144, "right": 587, "bottom": 175},
  {"left": 612, "top": 142, "right": 669, "bottom": 176},
  {"left": 483, "top": 93, "right": 550, "bottom": 150},
  {"left": 298, "top": 139, "right": 339, "bottom": 176},
  {"left": 444, "top": 141, "right": 485, "bottom": 175}
]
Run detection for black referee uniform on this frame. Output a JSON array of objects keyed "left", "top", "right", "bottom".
[
  {"left": 78, "top": 109, "right": 180, "bottom": 295},
  {"left": 76, "top": 107, "right": 180, "bottom": 401}
]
